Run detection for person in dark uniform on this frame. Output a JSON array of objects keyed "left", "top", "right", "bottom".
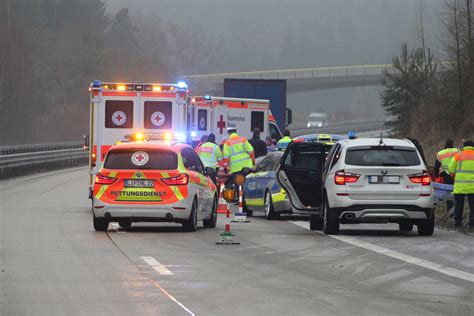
[{"left": 248, "top": 127, "right": 267, "bottom": 159}]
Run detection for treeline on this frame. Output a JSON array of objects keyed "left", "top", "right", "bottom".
[
  {"left": 381, "top": 0, "right": 474, "bottom": 152},
  {"left": 0, "top": 0, "right": 210, "bottom": 145}
]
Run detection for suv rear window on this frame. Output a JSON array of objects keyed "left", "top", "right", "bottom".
[
  {"left": 345, "top": 147, "right": 421, "bottom": 166},
  {"left": 104, "top": 149, "right": 178, "bottom": 170}
]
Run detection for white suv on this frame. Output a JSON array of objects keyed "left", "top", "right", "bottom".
[
  {"left": 277, "top": 138, "right": 434, "bottom": 236},
  {"left": 322, "top": 138, "right": 434, "bottom": 235}
]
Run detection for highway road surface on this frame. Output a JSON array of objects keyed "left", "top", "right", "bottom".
[{"left": 1, "top": 168, "right": 474, "bottom": 315}]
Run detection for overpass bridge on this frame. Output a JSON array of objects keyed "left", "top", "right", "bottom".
[{"left": 183, "top": 64, "right": 395, "bottom": 94}]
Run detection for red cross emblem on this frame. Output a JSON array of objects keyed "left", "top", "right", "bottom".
[
  {"left": 217, "top": 115, "right": 226, "bottom": 134},
  {"left": 116, "top": 114, "right": 123, "bottom": 122},
  {"left": 131, "top": 151, "right": 149, "bottom": 166}
]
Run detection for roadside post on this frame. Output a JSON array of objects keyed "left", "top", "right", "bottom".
[{"left": 232, "top": 185, "right": 250, "bottom": 223}]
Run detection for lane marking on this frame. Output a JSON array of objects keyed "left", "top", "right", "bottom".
[
  {"left": 149, "top": 275, "right": 195, "bottom": 316},
  {"left": 140, "top": 257, "right": 194, "bottom": 315},
  {"left": 289, "top": 221, "right": 474, "bottom": 283},
  {"left": 141, "top": 256, "right": 175, "bottom": 275}
]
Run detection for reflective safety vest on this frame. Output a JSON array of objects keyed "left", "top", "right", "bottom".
[
  {"left": 448, "top": 146, "right": 474, "bottom": 194},
  {"left": 223, "top": 133, "right": 254, "bottom": 173},
  {"left": 197, "top": 142, "right": 222, "bottom": 168},
  {"left": 277, "top": 136, "right": 292, "bottom": 149},
  {"left": 436, "top": 147, "right": 459, "bottom": 173}
]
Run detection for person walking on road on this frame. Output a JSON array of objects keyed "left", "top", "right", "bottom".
[
  {"left": 448, "top": 140, "right": 474, "bottom": 227},
  {"left": 248, "top": 127, "right": 267, "bottom": 158},
  {"left": 197, "top": 133, "right": 222, "bottom": 185},
  {"left": 435, "top": 138, "right": 459, "bottom": 211},
  {"left": 277, "top": 129, "right": 292, "bottom": 150}
]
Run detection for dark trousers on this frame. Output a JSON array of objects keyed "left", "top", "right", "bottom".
[
  {"left": 441, "top": 172, "right": 454, "bottom": 211},
  {"left": 205, "top": 167, "right": 218, "bottom": 186},
  {"left": 454, "top": 194, "right": 474, "bottom": 225}
]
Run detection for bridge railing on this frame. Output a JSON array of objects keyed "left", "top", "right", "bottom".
[
  {"left": 184, "top": 64, "right": 396, "bottom": 84},
  {"left": 0, "top": 141, "right": 88, "bottom": 179}
]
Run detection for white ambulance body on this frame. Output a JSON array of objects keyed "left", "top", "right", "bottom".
[
  {"left": 189, "top": 96, "right": 282, "bottom": 145},
  {"left": 88, "top": 81, "right": 189, "bottom": 189}
]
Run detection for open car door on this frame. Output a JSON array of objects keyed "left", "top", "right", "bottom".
[{"left": 277, "top": 142, "right": 326, "bottom": 214}]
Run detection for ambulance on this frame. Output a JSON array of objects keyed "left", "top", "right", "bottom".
[
  {"left": 188, "top": 96, "right": 282, "bottom": 145},
  {"left": 87, "top": 80, "right": 190, "bottom": 194}
]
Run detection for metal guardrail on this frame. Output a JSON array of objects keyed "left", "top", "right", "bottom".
[
  {"left": 0, "top": 141, "right": 84, "bottom": 155},
  {"left": 0, "top": 142, "right": 88, "bottom": 179}
]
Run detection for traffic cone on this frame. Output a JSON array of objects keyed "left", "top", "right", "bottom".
[
  {"left": 232, "top": 185, "right": 250, "bottom": 223},
  {"left": 216, "top": 201, "right": 240, "bottom": 245},
  {"left": 217, "top": 185, "right": 227, "bottom": 214}
]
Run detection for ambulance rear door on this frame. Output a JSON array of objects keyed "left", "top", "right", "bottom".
[
  {"left": 193, "top": 101, "right": 211, "bottom": 145},
  {"left": 94, "top": 90, "right": 140, "bottom": 172},
  {"left": 139, "top": 91, "right": 184, "bottom": 137}
]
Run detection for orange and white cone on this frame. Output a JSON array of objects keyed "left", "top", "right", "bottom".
[
  {"left": 217, "top": 185, "right": 227, "bottom": 214},
  {"left": 216, "top": 200, "right": 240, "bottom": 245}
]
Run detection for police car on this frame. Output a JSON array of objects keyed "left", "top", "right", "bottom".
[{"left": 92, "top": 134, "right": 218, "bottom": 232}]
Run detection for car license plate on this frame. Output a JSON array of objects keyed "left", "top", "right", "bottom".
[
  {"left": 369, "top": 176, "right": 400, "bottom": 184},
  {"left": 124, "top": 179, "right": 155, "bottom": 188}
]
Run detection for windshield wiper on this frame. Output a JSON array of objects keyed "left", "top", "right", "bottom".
[{"left": 382, "top": 163, "right": 402, "bottom": 166}]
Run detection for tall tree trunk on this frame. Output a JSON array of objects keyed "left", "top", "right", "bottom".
[{"left": 453, "top": 1, "right": 464, "bottom": 114}]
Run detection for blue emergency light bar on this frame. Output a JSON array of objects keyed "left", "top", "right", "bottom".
[
  {"left": 92, "top": 80, "right": 101, "bottom": 88},
  {"left": 204, "top": 95, "right": 211, "bottom": 100},
  {"left": 177, "top": 81, "right": 188, "bottom": 89}
]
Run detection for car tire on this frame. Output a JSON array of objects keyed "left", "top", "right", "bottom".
[
  {"left": 417, "top": 216, "right": 434, "bottom": 236},
  {"left": 93, "top": 213, "right": 109, "bottom": 232},
  {"left": 183, "top": 199, "right": 198, "bottom": 232},
  {"left": 264, "top": 190, "right": 277, "bottom": 220},
  {"left": 242, "top": 198, "right": 253, "bottom": 217},
  {"left": 203, "top": 196, "right": 217, "bottom": 228},
  {"left": 310, "top": 215, "right": 324, "bottom": 230},
  {"left": 399, "top": 222, "right": 413, "bottom": 232},
  {"left": 118, "top": 220, "right": 132, "bottom": 228},
  {"left": 323, "top": 198, "right": 339, "bottom": 235}
]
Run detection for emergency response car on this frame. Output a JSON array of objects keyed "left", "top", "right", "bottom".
[
  {"left": 189, "top": 96, "right": 282, "bottom": 145},
  {"left": 87, "top": 80, "right": 189, "bottom": 196},
  {"left": 92, "top": 136, "right": 218, "bottom": 232}
]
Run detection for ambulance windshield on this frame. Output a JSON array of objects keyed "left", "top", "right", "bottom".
[{"left": 104, "top": 149, "right": 178, "bottom": 170}]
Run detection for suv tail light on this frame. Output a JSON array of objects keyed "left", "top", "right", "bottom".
[
  {"left": 95, "top": 173, "right": 117, "bottom": 185},
  {"left": 334, "top": 170, "right": 360, "bottom": 185},
  {"left": 161, "top": 173, "right": 189, "bottom": 186},
  {"left": 408, "top": 171, "right": 431, "bottom": 186}
]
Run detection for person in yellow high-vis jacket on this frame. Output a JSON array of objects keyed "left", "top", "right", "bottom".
[
  {"left": 448, "top": 140, "right": 474, "bottom": 227},
  {"left": 197, "top": 133, "right": 222, "bottom": 185},
  {"left": 222, "top": 128, "right": 255, "bottom": 174},
  {"left": 277, "top": 129, "right": 292, "bottom": 150},
  {"left": 222, "top": 128, "right": 255, "bottom": 201}
]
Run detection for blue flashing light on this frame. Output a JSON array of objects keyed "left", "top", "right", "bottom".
[
  {"left": 92, "top": 80, "right": 101, "bottom": 88},
  {"left": 177, "top": 81, "right": 188, "bottom": 89},
  {"left": 190, "top": 131, "right": 197, "bottom": 137},
  {"left": 348, "top": 130, "right": 357, "bottom": 140},
  {"left": 204, "top": 95, "right": 211, "bottom": 100}
]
